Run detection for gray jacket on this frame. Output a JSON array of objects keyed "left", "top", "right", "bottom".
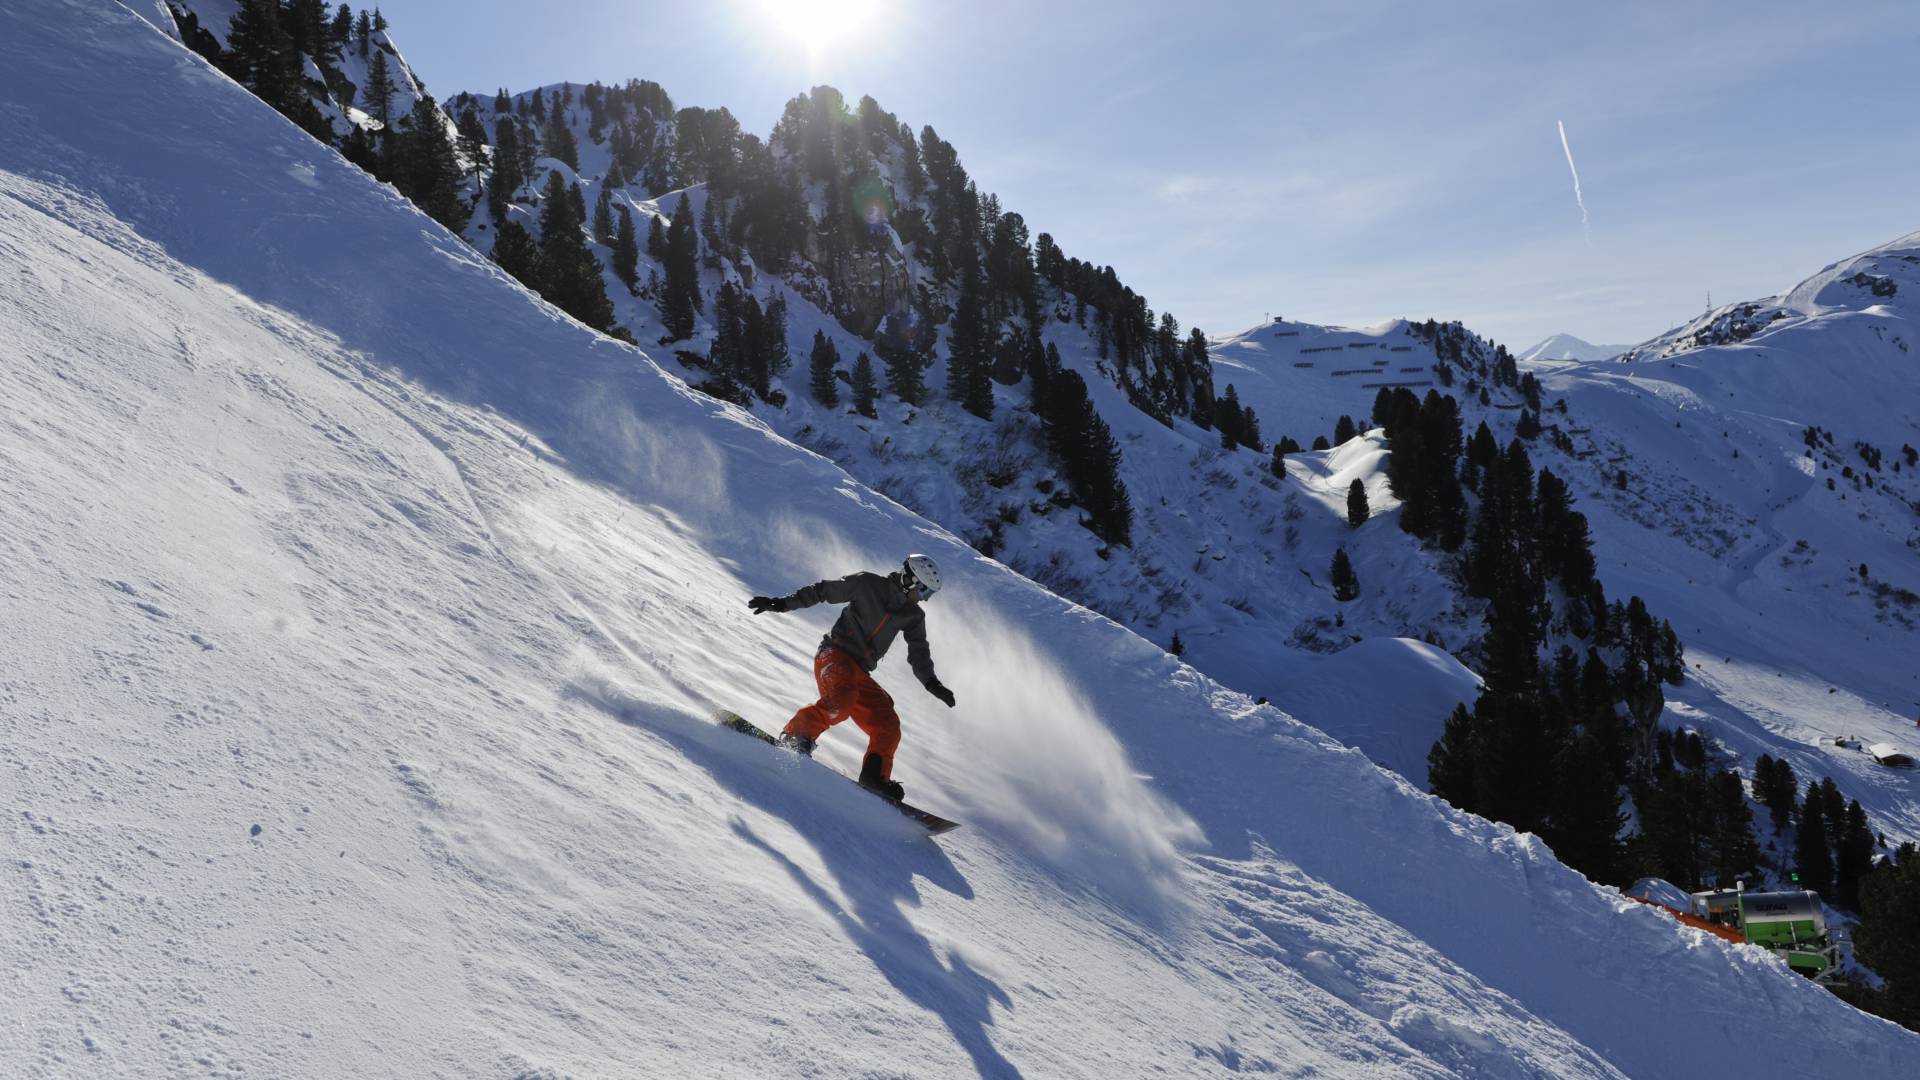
[{"left": 785, "top": 572, "right": 940, "bottom": 689}]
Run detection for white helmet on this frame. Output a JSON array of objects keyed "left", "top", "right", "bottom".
[{"left": 903, "top": 553, "right": 942, "bottom": 600}]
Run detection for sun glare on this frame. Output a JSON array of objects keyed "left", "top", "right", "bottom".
[{"left": 761, "top": 0, "right": 880, "bottom": 55}]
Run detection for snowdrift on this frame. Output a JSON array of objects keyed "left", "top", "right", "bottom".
[{"left": 3, "top": 3, "right": 1916, "bottom": 1076}]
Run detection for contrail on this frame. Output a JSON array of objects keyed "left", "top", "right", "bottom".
[{"left": 1557, "top": 119, "right": 1591, "bottom": 244}]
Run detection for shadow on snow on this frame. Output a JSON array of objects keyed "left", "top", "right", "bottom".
[{"left": 569, "top": 678, "right": 1024, "bottom": 1080}]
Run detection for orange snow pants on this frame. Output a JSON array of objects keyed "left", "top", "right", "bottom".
[{"left": 782, "top": 646, "right": 901, "bottom": 779}]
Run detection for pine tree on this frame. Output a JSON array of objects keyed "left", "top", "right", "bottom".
[
  {"left": 1755, "top": 753, "right": 1798, "bottom": 832},
  {"left": 760, "top": 294, "right": 790, "bottom": 379},
  {"left": 1240, "top": 405, "right": 1263, "bottom": 453},
  {"left": 658, "top": 196, "right": 699, "bottom": 340},
  {"left": 1078, "top": 408, "right": 1132, "bottom": 547},
  {"left": 1634, "top": 767, "right": 1709, "bottom": 890},
  {"left": 947, "top": 263, "right": 993, "bottom": 419},
  {"left": 1855, "top": 845, "right": 1920, "bottom": 1028},
  {"left": 808, "top": 330, "right": 841, "bottom": 407},
  {"left": 1215, "top": 384, "right": 1245, "bottom": 449},
  {"left": 361, "top": 47, "right": 396, "bottom": 127},
  {"left": 851, "top": 352, "right": 878, "bottom": 418},
  {"left": 291, "top": 0, "right": 336, "bottom": 67},
  {"left": 1387, "top": 412, "right": 1429, "bottom": 536},
  {"left": 611, "top": 205, "right": 639, "bottom": 292},
  {"left": 592, "top": 187, "right": 614, "bottom": 245},
  {"left": 1795, "top": 783, "right": 1834, "bottom": 896},
  {"left": 1330, "top": 547, "right": 1359, "bottom": 601},
  {"left": 455, "top": 108, "right": 488, "bottom": 179},
  {"left": 1311, "top": 435, "right": 1331, "bottom": 451},
  {"left": 1673, "top": 730, "right": 1706, "bottom": 771},
  {"left": 393, "top": 96, "right": 470, "bottom": 234},
  {"left": 489, "top": 219, "right": 539, "bottom": 289},
  {"left": 1835, "top": 799, "right": 1876, "bottom": 911},
  {"left": 1520, "top": 370, "right": 1542, "bottom": 410},
  {"left": 542, "top": 113, "right": 580, "bottom": 170},
  {"left": 1347, "top": 479, "right": 1370, "bottom": 527},
  {"left": 1705, "top": 769, "right": 1759, "bottom": 887},
  {"left": 515, "top": 124, "right": 538, "bottom": 194},
  {"left": 738, "top": 295, "right": 767, "bottom": 397},
  {"left": 699, "top": 192, "right": 721, "bottom": 258},
  {"left": 226, "top": 0, "right": 304, "bottom": 116},
  {"left": 534, "top": 172, "right": 614, "bottom": 331},
  {"left": 1372, "top": 388, "right": 1396, "bottom": 430},
  {"left": 1428, "top": 703, "right": 1477, "bottom": 809},
  {"left": 704, "top": 283, "right": 745, "bottom": 398},
  {"left": 646, "top": 214, "right": 667, "bottom": 260},
  {"left": 877, "top": 310, "right": 932, "bottom": 406},
  {"left": 1039, "top": 369, "right": 1131, "bottom": 546},
  {"left": 1271, "top": 445, "right": 1287, "bottom": 479},
  {"left": 1545, "top": 731, "right": 1625, "bottom": 882},
  {"left": 1819, "top": 777, "right": 1848, "bottom": 860},
  {"left": 1517, "top": 409, "right": 1541, "bottom": 441},
  {"left": 339, "top": 124, "right": 377, "bottom": 173},
  {"left": 1334, "top": 414, "right": 1357, "bottom": 445},
  {"left": 565, "top": 182, "right": 588, "bottom": 234}
]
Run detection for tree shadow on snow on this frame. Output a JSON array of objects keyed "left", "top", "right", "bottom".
[{"left": 570, "top": 679, "right": 1023, "bottom": 1079}]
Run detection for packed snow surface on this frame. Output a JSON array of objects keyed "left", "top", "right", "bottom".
[{"left": 3, "top": 3, "right": 1917, "bottom": 1077}]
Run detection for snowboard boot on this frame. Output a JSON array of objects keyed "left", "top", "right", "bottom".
[
  {"left": 777, "top": 732, "right": 816, "bottom": 757},
  {"left": 858, "top": 752, "right": 905, "bottom": 802}
]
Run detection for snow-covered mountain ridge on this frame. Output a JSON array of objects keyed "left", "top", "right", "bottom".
[
  {"left": 6, "top": 2, "right": 1918, "bottom": 1076},
  {"left": 428, "top": 78, "right": 1546, "bottom": 740},
  {"left": 1520, "top": 334, "right": 1630, "bottom": 363},
  {"left": 1620, "top": 235, "right": 1916, "bottom": 364},
  {"left": 1505, "top": 231, "right": 1920, "bottom": 833}
]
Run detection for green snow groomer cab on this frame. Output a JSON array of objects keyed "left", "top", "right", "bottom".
[{"left": 1689, "top": 887, "right": 1837, "bottom": 979}]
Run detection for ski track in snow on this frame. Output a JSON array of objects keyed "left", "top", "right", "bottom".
[{"left": 1, "top": 3, "right": 1917, "bottom": 1078}]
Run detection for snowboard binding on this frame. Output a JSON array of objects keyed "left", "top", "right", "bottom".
[{"left": 858, "top": 752, "right": 905, "bottom": 803}]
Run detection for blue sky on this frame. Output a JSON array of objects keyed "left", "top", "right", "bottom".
[{"left": 388, "top": 0, "right": 1919, "bottom": 349}]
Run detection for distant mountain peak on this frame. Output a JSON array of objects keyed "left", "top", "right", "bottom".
[{"left": 1518, "top": 333, "right": 1628, "bottom": 363}]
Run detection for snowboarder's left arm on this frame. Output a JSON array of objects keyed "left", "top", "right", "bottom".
[{"left": 906, "top": 619, "right": 955, "bottom": 707}]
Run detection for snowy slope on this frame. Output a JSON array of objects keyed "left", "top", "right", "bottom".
[
  {"left": 1203, "top": 227, "right": 1920, "bottom": 873},
  {"left": 6, "top": 4, "right": 1920, "bottom": 1077},
  {"left": 454, "top": 106, "right": 1481, "bottom": 772},
  {"left": 1506, "top": 232, "right": 1920, "bottom": 849},
  {"left": 1519, "top": 334, "right": 1630, "bottom": 363},
  {"left": 1154, "top": 249, "right": 1920, "bottom": 871}
]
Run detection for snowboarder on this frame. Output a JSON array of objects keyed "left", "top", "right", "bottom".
[{"left": 747, "top": 554, "right": 955, "bottom": 802}]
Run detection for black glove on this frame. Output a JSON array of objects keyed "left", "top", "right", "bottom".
[
  {"left": 748, "top": 595, "right": 788, "bottom": 615},
  {"left": 928, "top": 681, "right": 956, "bottom": 708}
]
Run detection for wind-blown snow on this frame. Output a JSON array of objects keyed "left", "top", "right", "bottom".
[{"left": 2, "top": 3, "right": 1916, "bottom": 1077}]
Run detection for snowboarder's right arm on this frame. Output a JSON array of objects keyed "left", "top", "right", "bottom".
[{"left": 748, "top": 575, "right": 856, "bottom": 614}]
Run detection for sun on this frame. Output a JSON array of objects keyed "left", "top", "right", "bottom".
[{"left": 760, "top": 0, "right": 880, "bottom": 55}]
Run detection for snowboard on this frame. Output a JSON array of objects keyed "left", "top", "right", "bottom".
[{"left": 715, "top": 711, "right": 961, "bottom": 835}]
